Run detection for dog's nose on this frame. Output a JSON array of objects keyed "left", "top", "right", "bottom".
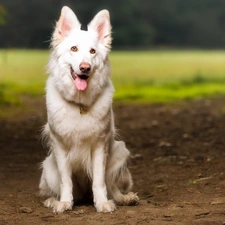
[{"left": 79, "top": 62, "right": 91, "bottom": 73}]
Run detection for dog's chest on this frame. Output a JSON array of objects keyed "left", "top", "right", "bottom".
[{"left": 48, "top": 101, "right": 111, "bottom": 147}]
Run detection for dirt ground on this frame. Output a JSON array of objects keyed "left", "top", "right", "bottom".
[{"left": 1, "top": 96, "right": 225, "bottom": 225}]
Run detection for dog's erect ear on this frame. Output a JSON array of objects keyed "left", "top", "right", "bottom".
[
  {"left": 52, "top": 6, "right": 80, "bottom": 47},
  {"left": 88, "top": 10, "right": 112, "bottom": 50}
]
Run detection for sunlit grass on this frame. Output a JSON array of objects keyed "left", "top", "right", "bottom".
[
  {"left": 1, "top": 49, "right": 225, "bottom": 105},
  {"left": 0, "top": 49, "right": 48, "bottom": 104},
  {"left": 111, "top": 50, "right": 225, "bottom": 83},
  {"left": 110, "top": 50, "right": 225, "bottom": 102}
]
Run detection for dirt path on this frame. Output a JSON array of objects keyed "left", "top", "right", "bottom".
[{"left": 1, "top": 96, "right": 225, "bottom": 225}]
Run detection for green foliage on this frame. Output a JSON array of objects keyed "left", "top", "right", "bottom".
[
  {"left": 0, "top": 4, "right": 7, "bottom": 25},
  {"left": 0, "top": 0, "right": 225, "bottom": 48}
]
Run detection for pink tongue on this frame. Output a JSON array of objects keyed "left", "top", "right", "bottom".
[{"left": 75, "top": 76, "right": 88, "bottom": 91}]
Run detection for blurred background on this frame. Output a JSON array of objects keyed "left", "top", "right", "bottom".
[
  {"left": 1, "top": 0, "right": 225, "bottom": 49},
  {"left": 1, "top": 0, "right": 225, "bottom": 108}
]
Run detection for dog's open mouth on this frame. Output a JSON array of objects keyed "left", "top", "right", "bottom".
[{"left": 70, "top": 67, "right": 89, "bottom": 91}]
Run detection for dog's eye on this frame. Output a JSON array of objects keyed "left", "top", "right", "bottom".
[
  {"left": 90, "top": 48, "right": 96, "bottom": 54},
  {"left": 71, "top": 46, "right": 78, "bottom": 52}
]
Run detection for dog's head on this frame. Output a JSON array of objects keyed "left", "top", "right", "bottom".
[{"left": 49, "top": 6, "right": 112, "bottom": 92}]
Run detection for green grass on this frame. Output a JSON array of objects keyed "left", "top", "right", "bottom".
[
  {"left": 0, "top": 49, "right": 48, "bottom": 104},
  {"left": 110, "top": 50, "right": 225, "bottom": 102},
  {"left": 1, "top": 49, "right": 225, "bottom": 105}
]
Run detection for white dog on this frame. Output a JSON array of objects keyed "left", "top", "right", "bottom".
[{"left": 39, "top": 6, "right": 139, "bottom": 214}]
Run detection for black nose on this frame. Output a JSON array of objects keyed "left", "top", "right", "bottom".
[{"left": 79, "top": 62, "right": 91, "bottom": 73}]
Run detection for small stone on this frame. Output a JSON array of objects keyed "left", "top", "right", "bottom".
[
  {"left": 130, "top": 154, "right": 143, "bottom": 160},
  {"left": 211, "top": 197, "right": 225, "bottom": 205},
  {"left": 159, "top": 141, "right": 172, "bottom": 147},
  {"left": 19, "top": 207, "right": 33, "bottom": 213},
  {"left": 163, "top": 214, "right": 172, "bottom": 218},
  {"left": 151, "top": 120, "right": 159, "bottom": 126},
  {"left": 127, "top": 210, "right": 136, "bottom": 214},
  {"left": 73, "top": 209, "right": 85, "bottom": 215},
  {"left": 195, "top": 211, "right": 210, "bottom": 217},
  {"left": 182, "top": 133, "right": 189, "bottom": 139}
]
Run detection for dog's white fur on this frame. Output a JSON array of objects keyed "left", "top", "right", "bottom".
[{"left": 39, "top": 6, "right": 139, "bottom": 213}]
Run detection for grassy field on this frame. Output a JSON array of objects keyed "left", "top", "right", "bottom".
[
  {"left": 1, "top": 49, "right": 225, "bottom": 105},
  {"left": 111, "top": 50, "right": 225, "bottom": 102},
  {"left": 0, "top": 50, "right": 48, "bottom": 104}
]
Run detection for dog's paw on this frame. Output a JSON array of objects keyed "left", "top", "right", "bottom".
[
  {"left": 43, "top": 197, "right": 57, "bottom": 208},
  {"left": 52, "top": 201, "right": 73, "bottom": 214},
  {"left": 43, "top": 197, "right": 73, "bottom": 213},
  {"left": 120, "top": 192, "right": 139, "bottom": 206},
  {"left": 95, "top": 200, "right": 116, "bottom": 213}
]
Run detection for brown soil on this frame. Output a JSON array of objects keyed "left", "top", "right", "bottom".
[{"left": 1, "top": 96, "right": 225, "bottom": 225}]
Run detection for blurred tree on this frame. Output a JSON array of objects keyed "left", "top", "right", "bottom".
[
  {"left": 0, "top": 3, "right": 7, "bottom": 25},
  {"left": 148, "top": 0, "right": 225, "bottom": 48},
  {"left": 0, "top": 0, "right": 225, "bottom": 49},
  {"left": 108, "top": 0, "right": 155, "bottom": 48}
]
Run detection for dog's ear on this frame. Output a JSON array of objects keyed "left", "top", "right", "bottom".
[
  {"left": 52, "top": 6, "right": 80, "bottom": 47},
  {"left": 88, "top": 10, "right": 112, "bottom": 50}
]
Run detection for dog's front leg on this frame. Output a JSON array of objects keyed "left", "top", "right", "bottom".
[
  {"left": 50, "top": 146, "right": 73, "bottom": 214},
  {"left": 58, "top": 163, "right": 73, "bottom": 213},
  {"left": 92, "top": 143, "right": 116, "bottom": 213}
]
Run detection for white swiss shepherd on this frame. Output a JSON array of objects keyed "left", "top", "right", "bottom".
[{"left": 39, "top": 6, "right": 139, "bottom": 213}]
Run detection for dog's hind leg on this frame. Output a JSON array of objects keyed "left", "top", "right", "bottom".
[
  {"left": 39, "top": 154, "right": 60, "bottom": 198},
  {"left": 111, "top": 168, "right": 139, "bottom": 205},
  {"left": 106, "top": 141, "right": 139, "bottom": 206},
  {"left": 39, "top": 154, "right": 63, "bottom": 212}
]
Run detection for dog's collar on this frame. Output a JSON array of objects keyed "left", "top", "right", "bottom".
[
  {"left": 79, "top": 104, "right": 87, "bottom": 114},
  {"left": 80, "top": 24, "right": 88, "bottom": 31},
  {"left": 68, "top": 100, "right": 88, "bottom": 114}
]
